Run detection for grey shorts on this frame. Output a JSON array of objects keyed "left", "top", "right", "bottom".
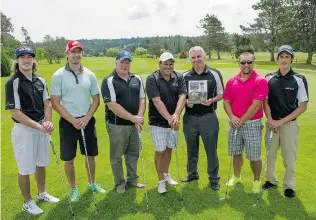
[
  {"left": 228, "top": 119, "right": 263, "bottom": 161},
  {"left": 150, "top": 126, "right": 178, "bottom": 152}
]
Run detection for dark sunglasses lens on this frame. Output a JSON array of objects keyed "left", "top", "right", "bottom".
[
  {"left": 240, "top": 61, "right": 246, "bottom": 65},
  {"left": 240, "top": 60, "right": 253, "bottom": 65},
  {"left": 247, "top": 60, "right": 253, "bottom": 64}
]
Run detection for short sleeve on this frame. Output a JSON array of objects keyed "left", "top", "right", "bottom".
[
  {"left": 50, "top": 72, "right": 62, "bottom": 96},
  {"left": 177, "top": 74, "right": 187, "bottom": 95},
  {"left": 253, "top": 78, "right": 268, "bottom": 101},
  {"left": 101, "top": 75, "right": 116, "bottom": 103},
  {"left": 38, "top": 77, "right": 49, "bottom": 101},
  {"left": 135, "top": 75, "right": 145, "bottom": 99},
  {"left": 145, "top": 75, "right": 160, "bottom": 100},
  {"left": 5, "top": 78, "right": 20, "bottom": 110},
  {"left": 90, "top": 72, "right": 100, "bottom": 96}
]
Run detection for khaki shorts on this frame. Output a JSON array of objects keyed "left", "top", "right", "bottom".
[{"left": 11, "top": 123, "right": 50, "bottom": 175}]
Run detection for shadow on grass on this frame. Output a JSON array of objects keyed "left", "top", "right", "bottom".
[{"left": 226, "top": 183, "right": 311, "bottom": 219}]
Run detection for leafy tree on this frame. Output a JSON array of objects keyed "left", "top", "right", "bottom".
[
  {"left": 1, "top": 13, "right": 21, "bottom": 58},
  {"left": 1, "top": 48, "right": 12, "bottom": 77},
  {"left": 232, "top": 34, "right": 254, "bottom": 58},
  {"left": 134, "top": 47, "right": 148, "bottom": 56},
  {"left": 292, "top": 0, "right": 316, "bottom": 64},
  {"left": 21, "top": 27, "right": 33, "bottom": 46},
  {"left": 42, "top": 35, "right": 55, "bottom": 64},
  {"left": 240, "top": 0, "right": 292, "bottom": 61},
  {"left": 106, "top": 48, "right": 119, "bottom": 57},
  {"left": 148, "top": 43, "right": 162, "bottom": 57},
  {"left": 197, "top": 14, "right": 229, "bottom": 59},
  {"left": 36, "top": 48, "right": 44, "bottom": 63}
]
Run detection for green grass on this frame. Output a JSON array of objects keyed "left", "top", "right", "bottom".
[{"left": 1, "top": 54, "right": 316, "bottom": 220}]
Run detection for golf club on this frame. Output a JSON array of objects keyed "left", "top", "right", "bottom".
[
  {"left": 80, "top": 128, "right": 98, "bottom": 213},
  {"left": 220, "top": 128, "right": 238, "bottom": 201},
  {"left": 253, "top": 130, "right": 273, "bottom": 207},
  {"left": 48, "top": 135, "right": 76, "bottom": 220},
  {"left": 138, "top": 132, "right": 149, "bottom": 211},
  {"left": 172, "top": 129, "right": 184, "bottom": 206}
]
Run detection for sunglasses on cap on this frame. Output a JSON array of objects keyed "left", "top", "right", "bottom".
[{"left": 240, "top": 60, "right": 254, "bottom": 65}]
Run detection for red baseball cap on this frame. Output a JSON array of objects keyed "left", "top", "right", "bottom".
[{"left": 65, "top": 40, "right": 83, "bottom": 52}]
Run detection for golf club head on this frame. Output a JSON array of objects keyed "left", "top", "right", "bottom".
[{"left": 219, "top": 197, "right": 225, "bottom": 201}]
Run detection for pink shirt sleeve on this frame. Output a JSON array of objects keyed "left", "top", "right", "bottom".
[
  {"left": 223, "top": 80, "right": 232, "bottom": 100},
  {"left": 253, "top": 78, "right": 268, "bottom": 101}
]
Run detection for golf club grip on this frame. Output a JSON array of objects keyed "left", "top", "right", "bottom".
[{"left": 267, "top": 131, "right": 273, "bottom": 151}]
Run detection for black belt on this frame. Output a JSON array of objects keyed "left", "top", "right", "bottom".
[{"left": 186, "top": 111, "right": 214, "bottom": 116}]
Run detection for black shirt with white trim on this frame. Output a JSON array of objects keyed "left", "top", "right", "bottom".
[
  {"left": 101, "top": 70, "right": 145, "bottom": 125},
  {"left": 183, "top": 65, "right": 224, "bottom": 115},
  {"left": 266, "top": 69, "right": 309, "bottom": 120},
  {"left": 5, "top": 70, "right": 49, "bottom": 123},
  {"left": 146, "top": 70, "right": 187, "bottom": 128}
]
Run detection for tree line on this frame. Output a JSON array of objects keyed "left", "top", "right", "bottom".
[{"left": 1, "top": 0, "right": 315, "bottom": 77}]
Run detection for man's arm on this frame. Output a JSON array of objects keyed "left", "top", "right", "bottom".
[
  {"left": 152, "top": 97, "right": 172, "bottom": 123},
  {"left": 239, "top": 100, "right": 263, "bottom": 124},
  {"left": 10, "top": 110, "right": 47, "bottom": 133},
  {"left": 51, "top": 96, "right": 79, "bottom": 128},
  {"left": 107, "top": 102, "right": 143, "bottom": 126},
  {"left": 224, "top": 100, "right": 242, "bottom": 128},
  {"left": 138, "top": 97, "right": 146, "bottom": 117},
  {"left": 77, "top": 94, "right": 100, "bottom": 129}
]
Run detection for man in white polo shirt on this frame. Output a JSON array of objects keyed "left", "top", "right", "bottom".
[{"left": 51, "top": 40, "right": 106, "bottom": 202}]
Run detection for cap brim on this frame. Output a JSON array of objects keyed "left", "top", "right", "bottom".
[
  {"left": 118, "top": 56, "right": 132, "bottom": 61},
  {"left": 17, "top": 52, "right": 36, "bottom": 58},
  {"left": 160, "top": 58, "right": 175, "bottom": 62},
  {"left": 67, "top": 46, "right": 83, "bottom": 52},
  {"left": 278, "top": 49, "right": 293, "bottom": 55}
]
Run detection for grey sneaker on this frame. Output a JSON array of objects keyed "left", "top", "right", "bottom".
[{"left": 116, "top": 183, "right": 126, "bottom": 194}]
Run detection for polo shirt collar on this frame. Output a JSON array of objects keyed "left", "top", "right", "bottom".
[
  {"left": 65, "top": 63, "right": 84, "bottom": 74},
  {"left": 191, "top": 65, "right": 208, "bottom": 75},
  {"left": 277, "top": 68, "right": 294, "bottom": 79},
  {"left": 112, "top": 69, "right": 134, "bottom": 80},
  {"left": 17, "top": 70, "right": 37, "bottom": 82},
  {"left": 158, "top": 71, "right": 176, "bottom": 79}
]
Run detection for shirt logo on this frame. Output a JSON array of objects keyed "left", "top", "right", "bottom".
[
  {"left": 285, "top": 87, "right": 294, "bottom": 90},
  {"left": 172, "top": 82, "right": 178, "bottom": 87}
]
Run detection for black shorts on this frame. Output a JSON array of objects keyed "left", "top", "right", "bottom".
[{"left": 59, "top": 116, "right": 98, "bottom": 161}]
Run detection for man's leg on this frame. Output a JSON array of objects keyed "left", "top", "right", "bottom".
[
  {"left": 35, "top": 166, "right": 46, "bottom": 193},
  {"left": 233, "top": 155, "right": 243, "bottom": 177},
  {"left": 265, "top": 127, "right": 280, "bottom": 185},
  {"left": 86, "top": 156, "right": 95, "bottom": 183},
  {"left": 125, "top": 126, "right": 141, "bottom": 185},
  {"left": 161, "top": 148, "right": 172, "bottom": 175},
  {"left": 64, "top": 160, "right": 76, "bottom": 188},
  {"left": 198, "top": 113, "right": 220, "bottom": 184},
  {"left": 280, "top": 121, "right": 298, "bottom": 197},
  {"left": 18, "top": 174, "right": 32, "bottom": 202},
  {"left": 107, "top": 123, "right": 127, "bottom": 187},
  {"left": 155, "top": 151, "right": 165, "bottom": 180},
  {"left": 183, "top": 113, "right": 200, "bottom": 180},
  {"left": 250, "top": 160, "right": 262, "bottom": 180}
]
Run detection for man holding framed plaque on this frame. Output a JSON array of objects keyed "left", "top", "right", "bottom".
[{"left": 182, "top": 46, "right": 224, "bottom": 190}]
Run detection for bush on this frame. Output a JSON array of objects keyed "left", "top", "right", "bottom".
[
  {"left": 1, "top": 49, "right": 12, "bottom": 77},
  {"left": 134, "top": 47, "right": 148, "bottom": 56},
  {"left": 105, "top": 48, "right": 119, "bottom": 57}
]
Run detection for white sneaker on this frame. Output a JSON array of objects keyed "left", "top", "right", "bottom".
[
  {"left": 37, "top": 192, "right": 60, "bottom": 203},
  {"left": 22, "top": 200, "right": 43, "bottom": 215},
  {"left": 157, "top": 181, "right": 167, "bottom": 194},
  {"left": 164, "top": 173, "right": 178, "bottom": 185}
]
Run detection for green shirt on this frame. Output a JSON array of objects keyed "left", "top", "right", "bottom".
[{"left": 51, "top": 64, "right": 99, "bottom": 117}]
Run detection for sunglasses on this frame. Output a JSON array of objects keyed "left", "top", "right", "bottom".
[{"left": 240, "top": 60, "right": 253, "bottom": 65}]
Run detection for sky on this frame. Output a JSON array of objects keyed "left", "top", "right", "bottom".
[{"left": 2, "top": 0, "right": 259, "bottom": 42}]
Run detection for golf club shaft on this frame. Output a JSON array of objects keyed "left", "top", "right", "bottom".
[
  {"left": 138, "top": 132, "right": 149, "bottom": 210},
  {"left": 173, "top": 129, "right": 184, "bottom": 206},
  {"left": 48, "top": 135, "right": 76, "bottom": 219},
  {"left": 80, "top": 129, "right": 98, "bottom": 212}
]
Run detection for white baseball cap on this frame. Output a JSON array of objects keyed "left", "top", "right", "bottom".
[{"left": 159, "top": 52, "right": 175, "bottom": 62}]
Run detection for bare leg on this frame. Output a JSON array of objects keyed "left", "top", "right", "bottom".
[
  {"left": 86, "top": 156, "right": 95, "bottom": 183},
  {"left": 35, "top": 166, "right": 45, "bottom": 193},
  {"left": 64, "top": 160, "right": 76, "bottom": 188},
  {"left": 155, "top": 151, "right": 164, "bottom": 181},
  {"left": 162, "top": 148, "right": 172, "bottom": 174},
  {"left": 233, "top": 154, "right": 243, "bottom": 177},
  {"left": 250, "top": 160, "right": 262, "bottom": 181},
  {"left": 18, "top": 174, "right": 32, "bottom": 202}
]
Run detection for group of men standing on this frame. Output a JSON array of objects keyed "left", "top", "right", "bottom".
[{"left": 5, "top": 41, "right": 308, "bottom": 216}]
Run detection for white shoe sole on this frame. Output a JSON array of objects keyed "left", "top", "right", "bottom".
[{"left": 22, "top": 208, "right": 43, "bottom": 215}]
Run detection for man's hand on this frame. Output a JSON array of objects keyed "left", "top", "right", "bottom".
[
  {"left": 77, "top": 116, "right": 91, "bottom": 130},
  {"left": 230, "top": 115, "right": 243, "bottom": 128},
  {"left": 135, "top": 124, "right": 143, "bottom": 132},
  {"left": 130, "top": 115, "right": 144, "bottom": 127},
  {"left": 201, "top": 98, "right": 214, "bottom": 106},
  {"left": 43, "top": 121, "right": 54, "bottom": 134},
  {"left": 171, "top": 113, "right": 180, "bottom": 129},
  {"left": 36, "top": 123, "right": 48, "bottom": 133},
  {"left": 186, "top": 99, "right": 194, "bottom": 108},
  {"left": 268, "top": 119, "right": 284, "bottom": 131}
]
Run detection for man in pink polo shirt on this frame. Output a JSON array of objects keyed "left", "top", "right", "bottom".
[{"left": 223, "top": 51, "right": 268, "bottom": 193}]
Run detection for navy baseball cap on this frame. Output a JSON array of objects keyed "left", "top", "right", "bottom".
[
  {"left": 16, "top": 46, "right": 35, "bottom": 58},
  {"left": 116, "top": 51, "right": 132, "bottom": 61},
  {"left": 277, "top": 45, "right": 294, "bottom": 56}
]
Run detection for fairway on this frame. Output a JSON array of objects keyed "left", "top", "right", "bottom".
[{"left": 1, "top": 56, "right": 316, "bottom": 220}]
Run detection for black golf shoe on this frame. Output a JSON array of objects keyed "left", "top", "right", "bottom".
[
  {"left": 284, "top": 189, "right": 296, "bottom": 198},
  {"left": 210, "top": 182, "right": 220, "bottom": 191},
  {"left": 262, "top": 181, "right": 277, "bottom": 190},
  {"left": 182, "top": 176, "right": 199, "bottom": 183}
]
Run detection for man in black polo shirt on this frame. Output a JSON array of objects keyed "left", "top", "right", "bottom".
[
  {"left": 5, "top": 46, "right": 59, "bottom": 215},
  {"left": 146, "top": 52, "right": 187, "bottom": 194},
  {"left": 263, "top": 45, "right": 309, "bottom": 198},
  {"left": 101, "top": 51, "right": 146, "bottom": 193},
  {"left": 182, "top": 46, "right": 224, "bottom": 190}
]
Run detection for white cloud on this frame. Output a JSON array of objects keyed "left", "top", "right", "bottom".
[{"left": 127, "top": 0, "right": 154, "bottom": 20}]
